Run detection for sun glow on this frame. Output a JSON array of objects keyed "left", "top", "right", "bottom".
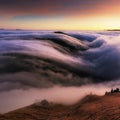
[{"left": 1, "top": 15, "right": 120, "bottom": 30}]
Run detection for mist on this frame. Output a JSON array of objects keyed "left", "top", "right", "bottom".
[{"left": 0, "top": 84, "right": 111, "bottom": 113}]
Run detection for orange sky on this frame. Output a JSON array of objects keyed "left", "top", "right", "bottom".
[{"left": 0, "top": 0, "right": 120, "bottom": 30}]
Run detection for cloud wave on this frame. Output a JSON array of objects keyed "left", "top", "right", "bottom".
[{"left": 0, "top": 30, "right": 120, "bottom": 91}]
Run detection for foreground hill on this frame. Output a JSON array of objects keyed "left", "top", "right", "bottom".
[{"left": 1, "top": 94, "right": 120, "bottom": 120}]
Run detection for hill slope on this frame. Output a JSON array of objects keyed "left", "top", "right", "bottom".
[{"left": 1, "top": 94, "right": 120, "bottom": 120}]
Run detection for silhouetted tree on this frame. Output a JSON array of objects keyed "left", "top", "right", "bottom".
[
  {"left": 105, "top": 91, "right": 108, "bottom": 95},
  {"left": 105, "top": 88, "right": 120, "bottom": 95},
  {"left": 111, "top": 88, "right": 114, "bottom": 93},
  {"left": 114, "top": 88, "right": 119, "bottom": 93}
]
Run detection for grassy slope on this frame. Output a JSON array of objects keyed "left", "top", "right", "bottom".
[{"left": 1, "top": 94, "right": 120, "bottom": 120}]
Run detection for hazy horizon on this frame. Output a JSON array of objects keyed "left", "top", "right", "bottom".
[{"left": 0, "top": 0, "right": 120, "bottom": 30}]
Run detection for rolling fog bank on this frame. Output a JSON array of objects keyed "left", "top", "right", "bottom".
[{"left": 0, "top": 30, "right": 120, "bottom": 112}]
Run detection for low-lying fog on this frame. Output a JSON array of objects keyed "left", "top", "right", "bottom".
[{"left": 0, "top": 30, "right": 120, "bottom": 113}]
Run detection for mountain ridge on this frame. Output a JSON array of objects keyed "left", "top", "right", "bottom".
[{"left": 1, "top": 93, "right": 120, "bottom": 120}]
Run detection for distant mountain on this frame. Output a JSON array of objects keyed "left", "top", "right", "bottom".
[
  {"left": 107, "top": 29, "right": 120, "bottom": 31},
  {"left": 1, "top": 94, "right": 120, "bottom": 120}
]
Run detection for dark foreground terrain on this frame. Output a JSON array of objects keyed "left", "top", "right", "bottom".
[{"left": 1, "top": 93, "right": 120, "bottom": 120}]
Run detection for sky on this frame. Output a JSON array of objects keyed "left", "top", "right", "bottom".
[{"left": 0, "top": 0, "right": 120, "bottom": 30}]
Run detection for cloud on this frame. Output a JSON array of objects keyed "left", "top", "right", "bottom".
[
  {"left": 11, "top": 15, "right": 63, "bottom": 21},
  {"left": 0, "top": 0, "right": 119, "bottom": 17},
  {"left": 0, "top": 31, "right": 120, "bottom": 92}
]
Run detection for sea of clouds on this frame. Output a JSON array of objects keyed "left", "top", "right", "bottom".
[{"left": 0, "top": 29, "right": 120, "bottom": 113}]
